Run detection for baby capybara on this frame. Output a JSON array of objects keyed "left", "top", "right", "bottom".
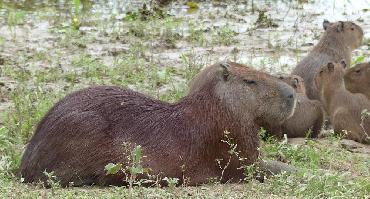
[
  {"left": 292, "top": 20, "right": 363, "bottom": 100},
  {"left": 315, "top": 61, "right": 370, "bottom": 144},
  {"left": 275, "top": 75, "right": 323, "bottom": 138},
  {"left": 344, "top": 62, "right": 370, "bottom": 99},
  {"left": 20, "top": 62, "right": 297, "bottom": 186}
]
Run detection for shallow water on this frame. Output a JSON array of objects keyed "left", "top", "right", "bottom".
[{"left": 0, "top": 0, "right": 369, "bottom": 112}]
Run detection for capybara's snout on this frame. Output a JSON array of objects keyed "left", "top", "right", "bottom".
[
  {"left": 280, "top": 84, "right": 296, "bottom": 106},
  {"left": 278, "top": 84, "right": 297, "bottom": 118}
]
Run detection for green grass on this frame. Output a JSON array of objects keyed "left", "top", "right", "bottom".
[{"left": 0, "top": 1, "right": 369, "bottom": 198}]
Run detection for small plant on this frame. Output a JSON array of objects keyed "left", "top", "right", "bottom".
[
  {"left": 212, "top": 25, "right": 237, "bottom": 46},
  {"left": 218, "top": 130, "right": 251, "bottom": 182},
  {"left": 123, "top": 2, "right": 167, "bottom": 22},
  {"left": 162, "top": 22, "right": 182, "bottom": 48},
  {"left": 186, "top": 1, "right": 199, "bottom": 14},
  {"left": 187, "top": 22, "right": 207, "bottom": 46},
  {"left": 254, "top": 10, "right": 278, "bottom": 28},
  {"left": 180, "top": 52, "right": 204, "bottom": 81},
  {"left": 43, "top": 171, "right": 61, "bottom": 192},
  {"left": 104, "top": 143, "right": 152, "bottom": 194},
  {"left": 7, "top": 9, "right": 26, "bottom": 39},
  {"left": 72, "top": 0, "right": 81, "bottom": 30},
  {"left": 0, "top": 155, "right": 12, "bottom": 180},
  {"left": 162, "top": 177, "right": 179, "bottom": 190}
]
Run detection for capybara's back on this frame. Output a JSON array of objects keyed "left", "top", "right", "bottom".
[{"left": 20, "top": 87, "right": 173, "bottom": 186}]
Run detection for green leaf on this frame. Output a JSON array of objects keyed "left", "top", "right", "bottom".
[
  {"left": 130, "top": 165, "right": 144, "bottom": 174},
  {"left": 131, "top": 145, "right": 142, "bottom": 163},
  {"left": 186, "top": 2, "right": 199, "bottom": 9},
  {"left": 352, "top": 55, "right": 365, "bottom": 65},
  {"left": 104, "top": 163, "right": 122, "bottom": 175}
]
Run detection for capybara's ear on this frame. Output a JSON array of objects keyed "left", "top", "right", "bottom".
[
  {"left": 336, "top": 21, "right": 344, "bottom": 32},
  {"left": 220, "top": 62, "right": 230, "bottom": 81},
  {"left": 327, "top": 62, "right": 335, "bottom": 71},
  {"left": 340, "top": 59, "right": 347, "bottom": 69},
  {"left": 292, "top": 77, "right": 299, "bottom": 88},
  {"left": 323, "top": 19, "right": 331, "bottom": 30}
]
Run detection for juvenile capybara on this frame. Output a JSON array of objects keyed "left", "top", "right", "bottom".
[
  {"left": 292, "top": 20, "right": 363, "bottom": 100},
  {"left": 344, "top": 62, "right": 370, "bottom": 99},
  {"left": 20, "top": 62, "right": 297, "bottom": 186},
  {"left": 315, "top": 61, "right": 370, "bottom": 144},
  {"left": 276, "top": 75, "right": 324, "bottom": 138}
]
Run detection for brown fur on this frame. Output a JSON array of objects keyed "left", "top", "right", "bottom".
[
  {"left": 20, "top": 62, "right": 296, "bottom": 186},
  {"left": 315, "top": 61, "right": 370, "bottom": 144},
  {"left": 275, "top": 75, "right": 324, "bottom": 138},
  {"left": 344, "top": 62, "right": 370, "bottom": 99},
  {"left": 292, "top": 20, "right": 363, "bottom": 100}
]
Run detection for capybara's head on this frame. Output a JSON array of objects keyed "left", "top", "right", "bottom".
[
  {"left": 322, "top": 20, "right": 363, "bottom": 49},
  {"left": 191, "top": 62, "right": 297, "bottom": 125},
  {"left": 344, "top": 62, "right": 370, "bottom": 95},
  {"left": 278, "top": 75, "right": 306, "bottom": 94},
  {"left": 315, "top": 60, "right": 347, "bottom": 91}
]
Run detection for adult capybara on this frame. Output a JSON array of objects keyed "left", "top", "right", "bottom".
[
  {"left": 344, "top": 62, "right": 370, "bottom": 99},
  {"left": 20, "top": 62, "right": 296, "bottom": 186},
  {"left": 292, "top": 20, "right": 363, "bottom": 100},
  {"left": 315, "top": 61, "right": 370, "bottom": 144},
  {"left": 276, "top": 75, "right": 324, "bottom": 138}
]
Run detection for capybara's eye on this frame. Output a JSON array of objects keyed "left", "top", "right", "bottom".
[
  {"left": 351, "top": 27, "right": 354, "bottom": 31},
  {"left": 244, "top": 79, "right": 257, "bottom": 85},
  {"left": 278, "top": 76, "right": 284, "bottom": 80},
  {"left": 355, "top": 69, "right": 361, "bottom": 73}
]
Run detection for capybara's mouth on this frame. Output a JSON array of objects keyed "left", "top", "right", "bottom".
[
  {"left": 277, "top": 96, "right": 297, "bottom": 122},
  {"left": 286, "top": 96, "right": 298, "bottom": 119}
]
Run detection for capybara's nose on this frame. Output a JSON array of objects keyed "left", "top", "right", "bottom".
[{"left": 281, "top": 86, "right": 295, "bottom": 100}]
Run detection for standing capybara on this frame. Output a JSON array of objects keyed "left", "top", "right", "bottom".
[
  {"left": 344, "top": 62, "right": 370, "bottom": 99},
  {"left": 315, "top": 61, "right": 370, "bottom": 144},
  {"left": 275, "top": 75, "right": 324, "bottom": 138},
  {"left": 292, "top": 20, "right": 363, "bottom": 100},
  {"left": 20, "top": 62, "right": 296, "bottom": 186}
]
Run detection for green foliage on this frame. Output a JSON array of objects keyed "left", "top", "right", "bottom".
[
  {"left": 212, "top": 25, "right": 237, "bottom": 46},
  {"left": 105, "top": 163, "right": 123, "bottom": 175},
  {"left": 7, "top": 9, "right": 25, "bottom": 27},
  {"left": 72, "top": 0, "right": 81, "bottom": 29},
  {"left": 186, "top": 1, "right": 199, "bottom": 14},
  {"left": 352, "top": 55, "right": 366, "bottom": 65},
  {"left": 187, "top": 22, "right": 207, "bottom": 46},
  {"left": 186, "top": 2, "right": 199, "bottom": 9},
  {"left": 268, "top": 170, "right": 369, "bottom": 198},
  {"left": 43, "top": 171, "right": 61, "bottom": 189},
  {"left": 104, "top": 144, "right": 151, "bottom": 193},
  {"left": 123, "top": 3, "right": 167, "bottom": 22}
]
